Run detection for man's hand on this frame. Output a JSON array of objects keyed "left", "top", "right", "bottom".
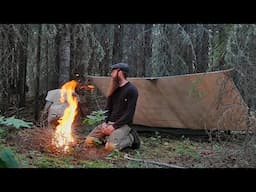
[
  {"left": 102, "top": 122, "right": 108, "bottom": 129},
  {"left": 102, "top": 124, "right": 115, "bottom": 135}
]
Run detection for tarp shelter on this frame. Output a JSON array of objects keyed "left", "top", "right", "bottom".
[{"left": 88, "top": 69, "right": 249, "bottom": 131}]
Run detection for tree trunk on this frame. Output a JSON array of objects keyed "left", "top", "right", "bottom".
[
  {"left": 126, "top": 24, "right": 138, "bottom": 76},
  {"left": 47, "top": 25, "right": 58, "bottom": 90},
  {"left": 195, "top": 26, "right": 209, "bottom": 73},
  {"left": 112, "top": 24, "right": 123, "bottom": 64},
  {"left": 34, "top": 24, "right": 42, "bottom": 121},
  {"left": 136, "top": 25, "right": 147, "bottom": 77},
  {"left": 87, "top": 47, "right": 95, "bottom": 75},
  {"left": 182, "top": 24, "right": 194, "bottom": 74},
  {"left": 45, "top": 35, "right": 49, "bottom": 91},
  {"left": 143, "top": 24, "right": 152, "bottom": 77},
  {"left": 26, "top": 24, "right": 38, "bottom": 99},
  {"left": 99, "top": 24, "right": 112, "bottom": 76},
  {"left": 18, "top": 25, "right": 28, "bottom": 107},
  {"left": 58, "top": 24, "right": 71, "bottom": 86}
]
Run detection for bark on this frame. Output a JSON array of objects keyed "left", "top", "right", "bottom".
[
  {"left": 18, "top": 25, "right": 28, "bottom": 107},
  {"left": 58, "top": 24, "right": 71, "bottom": 86},
  {"left": 136, "top": 25, "right": 146, "bottom": 77},
  {"left": 143, "top": 24, "right": 152, "bottom": 77},
  {"left": 195, "top": 28, "right": 209, "bottom": 73},
  {"left": 112, "top": 24, "right": 123, "bottom": 64},
  {"left": 181, "top": 24, "right": 194, "bottom": 74},
  {"left": 34, "top": 24, "right": 42, "bottom": 121},
  {"left": 98, "top": 24, "right": 112, "bottom": 76}
]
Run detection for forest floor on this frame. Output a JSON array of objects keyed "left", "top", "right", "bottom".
[
  {"left": 1, "top": 124, "right": 256, "bottom": 168},
  {"left": 1, "top": 98, "right": 256, "bottom": 168}
]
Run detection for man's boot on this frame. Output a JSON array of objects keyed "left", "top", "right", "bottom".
[{"left": 130, "top": 129, "right": 140, "bottom": 149}]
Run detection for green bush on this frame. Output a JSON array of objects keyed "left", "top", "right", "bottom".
[{"left": 83, "top": 109, "right": 108, "bottom": 126}]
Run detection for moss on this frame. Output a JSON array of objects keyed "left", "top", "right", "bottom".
[
  {"left": 34, "top": 156, "right": 73, "bottom": 168},
  {"left": 79, "top": 160, "right": 113, "bottom": 168}
]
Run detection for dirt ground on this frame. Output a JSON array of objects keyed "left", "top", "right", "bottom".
[{"left": 2, "top": 124, "right": 256, "bottom": 168}]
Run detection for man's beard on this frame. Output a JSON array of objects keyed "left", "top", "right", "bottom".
[{"left": 107, "top": 76, "right": 120, "bottom": 97}]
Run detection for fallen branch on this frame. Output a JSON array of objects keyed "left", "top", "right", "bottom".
[{"left": 124, "top": 154, "right": 186, "bottom": 168}]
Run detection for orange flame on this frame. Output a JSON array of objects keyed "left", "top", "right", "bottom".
[
  {"left": 52, "top": 80, "right": 78, "bottom": 152},
  {"left": 87, "top": 84, "right": 95, "bottom": 90},
  {"left": 79, "top": 84, "right": 95, "bottom": 91}
]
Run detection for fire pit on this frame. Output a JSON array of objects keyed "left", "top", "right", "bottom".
[
  {"left": 12, "top": 80, "right": 110, "bottom": 160},
  {"left": 13, "top": 127, "right": 110, "bottom": 160}
]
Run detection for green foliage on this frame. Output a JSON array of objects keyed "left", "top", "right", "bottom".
[
  {"left": 0, "top": 116, "right": 4, "bottom": 124},
  {"left": 175, "top": 137, "right": 201, "bottom": 160},
  {"left": 83, "top": 110, "right": 108, "bottom": 126},
  {"left": 0, "top": 115, "right": 33, "bottom": 129},
  {"left": 80, "top": 160, "right": 113, "bottom": 168},
  {"left": 0, "top": 128, "right": 8, "bottom": 139},
  {"left": 105, "top": 149, "right": 122, "bottom": 160},
  {"left": 126, "top": 160, "right": 147, "bottom": 168},
  {"left": 34, "top": 156, "right": 73, "bottom": 168},
  {"left": 213, "top": 144, "right": 223, "bottom": 152},
  {"left": 0, "top": 147, "right": 19, "bottom": 168},
  {"left": 93, "top": 138, "right": 103, "bottom": 145}
]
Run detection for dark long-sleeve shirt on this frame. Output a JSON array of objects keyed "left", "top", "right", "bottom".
[{"left": 105, "top": 82, "right": 138, "bottom": 129}]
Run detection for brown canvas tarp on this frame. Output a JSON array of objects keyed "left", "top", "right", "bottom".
[{"left": 88, "top": 69, "right": 249, "bottom": 131}]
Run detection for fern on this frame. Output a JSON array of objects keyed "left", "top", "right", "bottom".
[
  {"left": 0, "top": 147, "right": 19, "bottom": 168},
  {"left": 0, "top": 116, "right": 4, "bottom": 124},
  {"left": 0, "top": 115, "right": 33, "bottom": 129}
]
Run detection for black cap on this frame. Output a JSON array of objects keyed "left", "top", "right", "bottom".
[{"left": 110, "top": 63, "right": 129, "bottom": 73}]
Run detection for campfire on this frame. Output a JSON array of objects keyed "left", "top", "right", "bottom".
[
  {"left": 12, "top": 79, "right": 110, "bottom": 160},
  {"left": 52, "top": 80, "right": 79, "bottom": 153}
]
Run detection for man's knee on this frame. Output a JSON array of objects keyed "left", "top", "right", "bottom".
[
  {"left": 106, "top": 133, "right": 134, "bottom": 151},
  {"left": 105, "top": 142, "right": 116, "bottom": 151}
]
